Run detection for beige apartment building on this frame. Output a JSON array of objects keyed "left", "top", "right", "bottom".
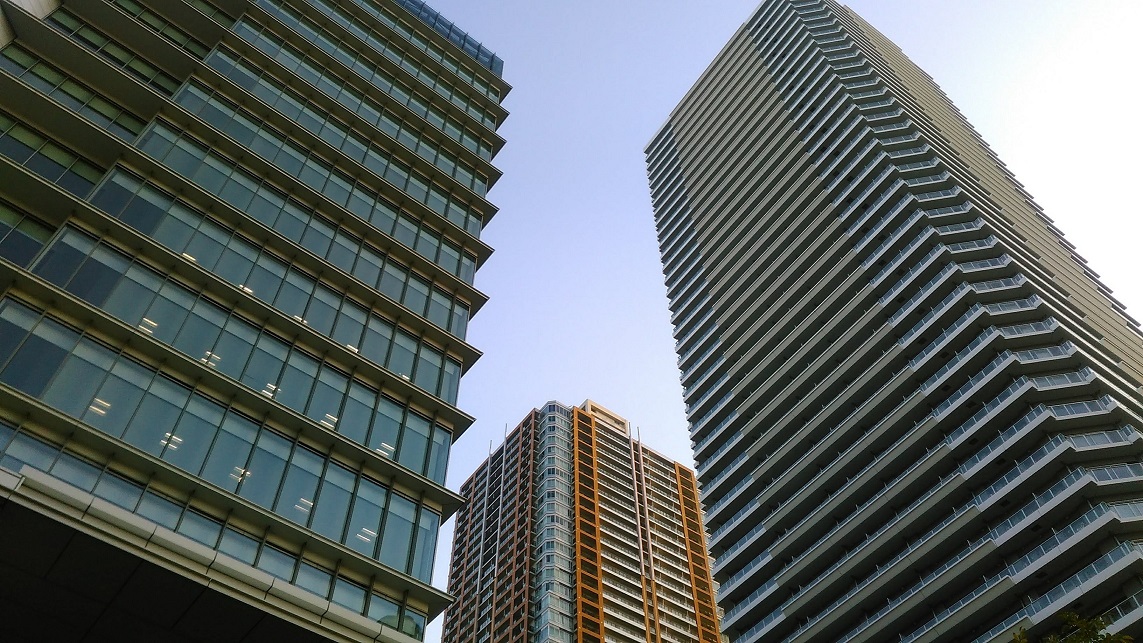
[{"left": 646, "top": 1, "right": 1143, "bottom": 641}]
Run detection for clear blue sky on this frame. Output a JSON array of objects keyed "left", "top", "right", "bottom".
[{"left": 422, "top": 2, "right": 1143, "bottom": 639}]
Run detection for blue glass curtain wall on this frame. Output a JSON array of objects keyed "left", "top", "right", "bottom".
[
  {"left": 0, "top": 45, "right": 145, "bottom": 141},
  {"left": 0, "top": 297, "right": 439, "bottom": 582},
  {"left": 135, "top": 121, "right": 477, "bottom": 283},
  {"left": 0, "top": 418, "right": 427, "bottom": 639},
  {"left": 47, "top": 10, "right": 180, "bottom": 95},
  {"left": 205, "top": 49, "right": 488, "bottom": 195},
  {"left": 28, "top": 226, "right": 453, "bottom": 482},
  {"left": 91, "top": 169, "right": 470, "bottom": 342}
]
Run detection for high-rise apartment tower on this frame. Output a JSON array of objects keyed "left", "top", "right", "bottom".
[
  {"left": 0, "top": 0, "right": 505, "bottom": 640},
  {"left": 646, "top": 1, "right": 1143, "bottom": 642},
  {"left": 442, "top": 400, "right": 721, "bottom": 643}
]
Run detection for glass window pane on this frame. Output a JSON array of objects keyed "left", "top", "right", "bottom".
[
  {"left": 393, "top": 216, "right": 416, "bottom": 248},
  {"left": 137, "top": 490, "right": 182, "bottom": 529},
  {"left": 345, "top": 477, "right": 385, "bottom": 557},
  {"left": 427, "top": 426, "right": 450, "bottom": 485},
  {"left": 1, "top": 432, "right": 57, "bottom": 471},
  {"left": 274, "top": 269, "right": 312, "bottom": 318},
  {"left": 93, "top": 472, "right": 143, "bottom": 510},
  {"left": 41, "top": 340, "right": 114, "bottom": 418},
  {"left": 84, "top": 357, "right": 151, "bottom": 437},
  {"left": 50, "top": 452, "right": 101, "bottom": 492},
  {"left": 183, "top": 226, "right": 226, "bottom": 269},
  {"left": 306, "top": 365, "right": 347, "bottom": 430},
  {"left": 153, "top": 202, "right": 198, "bottom": 252},
  {"left": 163, "top": 395, "right": 223, "bottom": 474},
  {"left": 367, "top": 592, "right": 400, "bottom": 628},
  {"left": 256, "top": 543, "right": 296, "bottom": 580},
  {"left": 403, "top": 278, "right": 429, "bottom": 317},
  {"left": 303, "top": 286, "right": 339, "bottom": 335},
  {"left": 68, "top": 244, "right": 130, "bottom": 308},
  {"left": 360, "top": 315, "right": 393, "bottom": 366},
  {"left": 119, "top": 184, "right": 172, "bottom": 235},
  {"left": 1, "top": 317, "right": 77, "bottom": 398},
  {"left": 310, "top": 461, "right": 353, "bottom": 541},
  {"left": 214, "top": 243, "right": 256, "bottom": 285},
  {"left": 397, "top": 412, "right": 430, "bottom": 475},
  {"left": 210, "top": 316, "right": 258, "bottom": 381},
  {"left": 32, "top": 228, "right": 93, "bottom": 287},
  {"left": 177, "top": 508, "right": 222, "bottom": 547},
  {"left": 122, "top": 376, "right": 190, "bottom": 456},
  {"left": 300, "top": 218, "right": 334, "bottom": 257},
  {"left": 368, "top": 397, "right": 402, "bottom": 460},
  {"left": 103, "top": 264, "right": 160, "bottom": 326},
  {"left": 378, "top": 263, "right": 405, "bottom": 302},
  {"left": 172, "top": 298, "right": 227, "bottom": 360},
  {"left": 274, "top": 445, "right": 323, "bottom": 526},
  {"left": 331, "top": 577, "right": 367, "bottom": 613},
  {"left": 413, "top": 348, "right": 442, "bottom": 394},
  {"left": 331, "top": 300, "right": 366, "bottom": 349},
  {"left": 142, "top": 282, "right": 195, "bottom": 344},
  {"left": 410, "top": 509, "right": 438, "bottom": 582},
  {"left": 379, "top": 493, "right": 415, "bottom": 573},
  {"left": 387, "top": 331, "right": 417, "bottom": 379},
  {"left": 401, "top": 610, "right": 426, "bottom": 640},
  {"left": 200, "top": 410, "right": 257, "bottom": 491},
  {"left": 0, "top": 301, "right": 35, "bottom": 370},
  {"left": 440, "top": 359, "right": 461, "bottom": 406},
  {"left": 274, "top": 350, "right": 318, "bottom": 413},
  {"left": 239, "top": 333, "right": 288, "bottom": 397},
  {"left": 338, "top": 383, "right": 374, "bottom": 445},
  {"left": 218, "top": 526, "right": 259, "bottom": 564},
  {"left": 427, "top": 290, "right": 450, "bottom": 329},
  {"left": 294, "top": 560, "right": 332, "bottom": 599},
  {"left": 238, "top": 430, "right": 290, "bottom": 509}
]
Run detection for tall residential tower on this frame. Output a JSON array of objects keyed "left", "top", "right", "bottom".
[
  {"left": 0, "top": 0, "right": 505, "bottom": 640},
  {"left": 442, "top": 400, "right": 721, "bottom": 643},
  {"left": 646, "top": 1, "right": 1143, "bottom": 642}
]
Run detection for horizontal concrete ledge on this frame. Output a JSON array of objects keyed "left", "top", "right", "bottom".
[{"left": 0, "top": 466, "right": 22, "bottom": 494}]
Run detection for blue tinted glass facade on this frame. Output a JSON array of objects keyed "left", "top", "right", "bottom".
[{"left": 0, "top": 0, "right": 504, "bottom": 639}]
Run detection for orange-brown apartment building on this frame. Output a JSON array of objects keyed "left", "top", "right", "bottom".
[{"left": 442, "top": 400, "right": 721, "bottom": 643}]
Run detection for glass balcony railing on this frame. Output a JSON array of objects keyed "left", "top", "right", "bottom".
[
  {"left": 931, "top": 351, "right": 1013, "bottom": 419},
  {"left": 920, "top": 328, "right": 1000, "bottom": 392},
  {"left": 947, "top": 235, "right": 998, "bottom": 253},
  {"left": 969, "top": 541, "right": 1143, "bottom": 643},
  {"left": 764, "top": 417, "right": 1135, "bottom": 643},
  {"left": 861, "top": 209, "right": 925, "bottom": 268},
  {"left": 935, "top": 217, "right": 984, "bottom": 235},
  {"left": 947, "top": 377, "right": 1031, "bottom": 444},
  {"left": 985, "top": 294, "right": 1042, "bottom": 315},
  {"left": 908, "top": 304, "right": 984, "bottom": 369},
  {"left": 960, "top": 254, "right": 1012, "bottom": 272},
  {"left": 886, "top": 143, "right": 928, "bottom": 159},
  {"left": 883, "top": 255, "right": 954, "bottom": 310},
  {"left": 869, "top": 228, "right": 933, "bottom": 283},
  {"left": 850, "top": 196, "right": 915, "bottom": 247},
  {"left": 836, "top": 164, "right": 896, "bottom": 213},
  {"left": 898, "top": 283, "right": 973, "bottom": 345},
  {"left": 999, "top": 317, "right": 1058, "bottom": 338},
  {"left": 889, "top": 265, "right": 961, "bottom": 325},
  {"left": 973, "top": 274, "right": 1026, "bottom": 293}
]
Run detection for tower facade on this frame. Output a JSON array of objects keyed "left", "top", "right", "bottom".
[
  {"left": 442, "top": 400, "right": 721, "bottom": 643},
  {"left": 646, "top": 1, "right": 1143, "bottom": 642},
  {"left": 0, "top": 0, "right": 504, "bottom": 640}
]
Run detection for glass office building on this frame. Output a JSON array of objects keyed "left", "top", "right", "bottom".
[
  {"left": 442, "top": 401, "right": 721, "bottom": 643},
  {"left": 646, "top": 1, "right": 1143, "bottom": 641},
  {"left": 0, "top": 0, "right": 505, "bottom": 640}
]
